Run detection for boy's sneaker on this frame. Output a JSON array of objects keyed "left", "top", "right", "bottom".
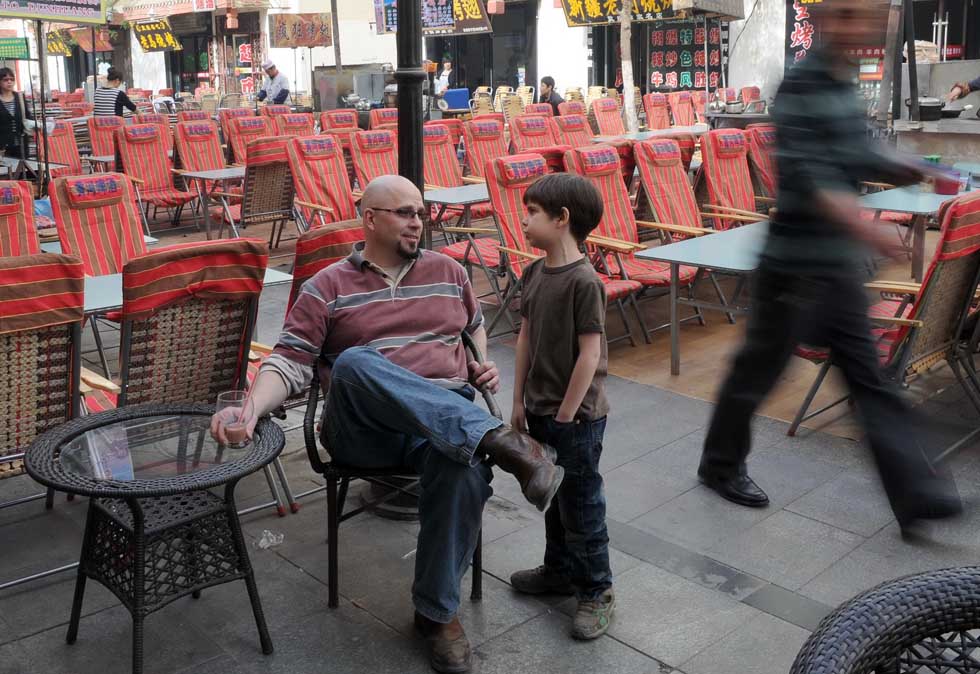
[
  {"left": 510, "top": 565, "right": 575, "bottom": 595},
  {"left": 571, "top": 589, "right": 615, "bottom": 640}
]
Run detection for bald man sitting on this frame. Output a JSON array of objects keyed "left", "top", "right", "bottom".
[{"left": 212, "top": 175, "right": 563, "bottom": 674}]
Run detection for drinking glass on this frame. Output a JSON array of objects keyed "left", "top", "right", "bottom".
[{"left": 216, "top": 390, "right": 254, "bottom": 449}]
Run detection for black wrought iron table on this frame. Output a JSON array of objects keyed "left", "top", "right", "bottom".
[{"left": 25, "top": 403, "right": 285, "bottom": 674}]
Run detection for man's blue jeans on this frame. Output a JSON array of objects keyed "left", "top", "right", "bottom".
[{"left": 323, "top": 346, "right": 501, "bottom": 623}]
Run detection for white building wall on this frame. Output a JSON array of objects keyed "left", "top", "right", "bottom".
[
  {"left": 726, "top": 0, "right": 785, "bottom": 100},
  {"left": 536, "top": 0, "right": 591, "bottom": 93}
]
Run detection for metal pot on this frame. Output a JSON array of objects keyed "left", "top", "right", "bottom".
[
  {"left": 725, "top": 101, "right": 744, "bottom": 114},
  {"left": 905, "top": 97, "right": 943, "bottom": 121}
]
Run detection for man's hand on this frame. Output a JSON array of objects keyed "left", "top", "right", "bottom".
[
  {"left": 468, "top": 358, "right": 500, "bottom": 394},
  {"left": 510, "top": 405, "right": 526, "bottom": 432},
  {"left": 210, "top": 405, "right": 259, "bottom": 446}
]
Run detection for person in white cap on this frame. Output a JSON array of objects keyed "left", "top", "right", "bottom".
[{"left": 257, "top": 59, "right": 291, "bottom": 105}]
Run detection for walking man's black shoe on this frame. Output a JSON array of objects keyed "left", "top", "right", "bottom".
[{"left": 698, "top": 471, "right": 770, "bottom": 507}]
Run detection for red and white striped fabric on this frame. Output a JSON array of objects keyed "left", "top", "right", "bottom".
[
  {"left": 177, "top": 110, "right": 211, "bottom": 122},
  {"left": 462, "top": 118, "right": 508, "bottom": 179},
  {"left": 87, "top": 115, "right": 124, "bottom": 156},
  {"left": 36, "top": 121, "right": 82, "bottom": 178},
  {"left": 274, "top": 113, "right": 316, "bottom": 137},
  {"left": 590, "top": 98, "right": 625, "bottom": 136},
  {"left": 287, "top": 135, "right": 358, "bottom": 226},
  {"left": 509, "top": 114, "right": 571, "bottom": 173},
  {"left": 426, "top": 118, "right": 464, "bottom": 150},
  {"left": 642, "top": 93, "right": 671, "bottom": 130},
  {"left": 699, "top": 129, "right": 758, "bottom": 230},
  {"left": 135, "top": 112, "right": 174, "bottom": 155},
  {"left": 218, "top": 107, "right": 254, "bottom": 146},
  {"left": 691, "top": 90, "right": 708, "bottom": 123},
  {"left": 0, "top": 181, "right": 40, "bottom": 256},
  {"left": 319, "top": 109, "right": 359, "bottom": 150},
  {"left": 523, "top": 103, "right": 554, "bottom": 118},
  {"left": 260, "top": 105, "right": 291, "bottom": 118},
  {"left": 551, "top": 114, "right": 594, "bottom": 148},
  {"left": 423, "top": 124, "right": 494, "bottom": 219},
  {"left": 667, "top": 92, "right": 696, "bottom": 126},
  {"left": 634, "top": 139, "right": 704, "bottom": 240},
  {"left": 557, "top": 100, "right": 586, "bottom": 116},
  {"left": 369, "top": 107, "right": 399, "bottom": 130},
  {"left": 116, "top": 124, "right": 197, "bottom": 209},
  {"left": 487, "top": 154, "right": 548, "bottom": 279},
  {"left": 745, "top": 123, "right": 777, "bottom": 198},
  {"left": 350, "top": 129, "right": 398, "bottom": 189},
  {"left": 228, "top": 116, "right": 273, "bottom": 164},
  {"left": 740, "top": 86, "right": 761, "bottom": 103}
]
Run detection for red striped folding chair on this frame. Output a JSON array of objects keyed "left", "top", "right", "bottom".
[
  {"left": 274, "top": 113, "right": 315, "bottom": 137},
  {"left": 691, "top": 90, "right": 708, "bottom": 123},
  {"left": 674, "top": 134, "right": 697, "bottom": 173},
  {"left": 135, "top": 112, "right": 174, "bottom": 155},
  {"left": 425, "top": 118, "right": 464, "bottom": 152},
  {"left": 789, "top": 192, "right": 980, "bottom": 441},
  {"left": 697, "top": 129, "right": 771, "bottom": 229},
  {"left": 485, "top": 153, "right": 643, "bottom": 344},
  {"left": 37, "top": 121, "right": 83, "bottom": 178},
  {"left": 745, "top": 123, "right": 777, "bottom": 198},
  {"left": 226, "top": 115, "right": 271, "bottom": 165},
  {"left": 218, "top": 107, "right": 253, "bottom": 146},
  {"left": 667, "top": 91, "right": 696, "bottom": 126},
  {"left": 462, "top": 118, "right": 508, "bottom": 179},
  {"left": 349, "top": 129, "right": 398, "bottom": 190},
  {"left": 557, "top": 100, "right": 586, "bottom": 116},
  {"left": 740, "top": 86, "right": 761, "bottom": 103},
  {"left": 717, "top": 87, "right": 737, "bottom": 103},
  {"left": 320, "top": 109, "right": 359, "bottom": 149},
  {"left": 66, "top": 102, "right": 93, "bottom": 117},
  {"left": 368, "top": 107, "right": 399, "bottom": 130},
  {"left": 472, "top": 111, "right": 505, "bottom": 127},
  {"left": 0, "top": 181, "right": 41, "bottom": 256},
  {"left": 260, "top": 104, "right": 292, "bottom": 118},
  {"left": 87, "top": 115, "right": 124, "bottom": 158},
  {"left": 523, "top": 103, "right": 554, "bottom": 117},
  {"left": 642, "top": 93, "right": 672, "bottom": 130},
  {"left": 174, "top": 121, "right": 242, "bottom": 222},
  {"left": 286, "top": 135, "right": 358, "bottom": 230},
  {"left": 177, "top": 110, "right": 211, "bottom": 122},
  {"left": 115, "top": 123, "right": 198, "bottom": 231},
  {"left": 509, "top": 114, "right": 571, "bottom": 173},
  {"left": 217, "top": 136, "right": 296, "bottom": 245},
  {"left": 551, "top": 114, "right": 595, "bottom": 148},
  {"left": 589, "top": 97, "right": 625, "bottom": 136}
]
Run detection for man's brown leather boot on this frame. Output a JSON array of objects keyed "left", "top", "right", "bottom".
[
  {"left": 478, "top": 426, "right": 564, "bottom": 512},
  {"left": 414, "top": 612, "right": 472, "bottom": 673}
]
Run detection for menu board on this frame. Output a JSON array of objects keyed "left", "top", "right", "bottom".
[
  {"left": 0, "top": 0, "right": 105, "bottom": 26},
  {"left": 377, "top": 0, "right": 492, "bottom": 36},
  {"left": 649, "top": 20, "right": 724, "bottom": 92},
  {"left": 785, "top": 0, "right": 824, "bottom": 68},
  {"left": 0, "top": 38, "right": 30, "bottom": 60},
  {"left": 134, "top": 19, "right": 182, "bottom": 53},
  {"left": 561, "top": 0, "right": 674, "bottom": 26}
]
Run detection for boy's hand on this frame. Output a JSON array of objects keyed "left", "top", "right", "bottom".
[
  {"left": 510, "top": 406, "right": 527, "bottom": 432},
  {"left": 468, "top": 358, "right": 500, "bottom": 394}
]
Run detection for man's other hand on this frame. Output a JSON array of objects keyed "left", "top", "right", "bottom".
[{"left": 468, "top": 358, "right": 500, "bottom": 394}]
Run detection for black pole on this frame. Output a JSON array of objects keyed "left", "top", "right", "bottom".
[
  {"left": 394, "top": 0, "right": 424, "bottom": 192},
  {"left": 90, "top": 27, "right": 97, "bottom": 94},
  {"left": 35, "top": 21, "right": 50, "bottom": 191},
  {"left": 904, "top": 0, "right": 919, "bottom": 122}
]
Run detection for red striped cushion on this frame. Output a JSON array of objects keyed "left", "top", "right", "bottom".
[
  {"left": 64, "top": 175, "right": 126, "bottom": 207},
  {"left": 178, "top": 110, "right": 211, "bottom": 122},
  {"left": 288, "top": 136, "right": 357, "bottom": 224},
  {"left": 558, "top": 101, "right": 585, "bottom": 116},
  {"left": 370, "top": 108, "right": 398, "bottom": 128},
  {"left": 935, "top": 191, "right": 980, "bottom": 261},
  {"left": 246, "top": 136, "right": 290, "bottom": 165},
  {"left": 710, "top": 129, "right": 748, "bottom": 157},
  {"left": 275, "top": 113, "right": 315, "bottom": 136},
  {"left": 321, "top": 110, "right": 358, "bottom": 129},
  {"left": 552, "top": 114, "right": 593, "bottom": 147},
  {"left": 357, "top": 130, "right": 396, "bottom": 152},
  {"left": 524, "top": 103, "right": 554, "bottom": 117},
  {"left": 499, "top": 155, "right": 548, "bottom": 185},
  {"left": 0, "top": 253, "right": 84, "bottom": 333},
  {"left": 261, "top": 105, "right": 291, "bottom": 117},
  {"left": 423, "top": 124, "right": 450, "bottom": 144},
  {"left": 574, "top": 146, "right": 620, "bottom": 176}
]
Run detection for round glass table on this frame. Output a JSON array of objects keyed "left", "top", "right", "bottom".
[{"left": 25, "top": 403, "right": 284, "bottom": 674}]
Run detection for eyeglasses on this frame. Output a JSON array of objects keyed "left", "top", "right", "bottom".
[{"left": 368, "top": 206, "right": 427, "bottom": 221}]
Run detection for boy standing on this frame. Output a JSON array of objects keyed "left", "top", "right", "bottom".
[{"left": 509, "top": 173, "right": 615, "bottom": 639}]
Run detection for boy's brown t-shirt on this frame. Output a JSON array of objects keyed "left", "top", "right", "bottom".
[{"left": 520, "top": 256, "right": 609, "bottom": 421}]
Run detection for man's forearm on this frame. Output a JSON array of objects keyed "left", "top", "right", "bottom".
[{"left": 248, "top": 369, "right": 290, "bottom": 418}]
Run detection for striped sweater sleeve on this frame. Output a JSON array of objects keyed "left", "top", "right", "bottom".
[{"left": 258, "top": 276, "right": 330, "bottom": 396}]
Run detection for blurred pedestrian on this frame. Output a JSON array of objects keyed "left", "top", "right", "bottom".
[{"left": 697, "top": 0, "right": 961, "bottom": 536}]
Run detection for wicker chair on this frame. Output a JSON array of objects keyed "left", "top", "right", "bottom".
[
  {"left": 667, "top": 91, "right": 697, "bottom": 126},
  {"left": 216, "top": 136, "right": 296, "bottom": 246},
  {"left": 461, "top": 118, "right": 508, "bottom": 179},
  {"left": 696, "top": 129, "right": 773, "bottom": 229},
  {"left": 564, "top": 86, "right": 584, "bottom": 103},
  {"left": 516, "top": 85, "right": 535, "bottom": 108},
  {"left": 368, "top": 107, "right": 399, "bottom": 130},
  {"left": 227, "top": 115, "right": 273, "bottom": 165},
  {"left": 87, "top": 115, "right": 124, "bottom": 158},
  {"left": 274, "top": 112, "right": 315, "bottom": 137},
  {"left": 0, "top": 180, "right": 41, "bottom": 256},
  {"left": 469, "top": 93, "right": 495, "bottom": 118},
  {"left": 643, "top": 92, "right": 672, "bottom": 130},
  {"left": 286, "top": 135, "right": 358, "bottom": 231},
  {"left": 509, "top": 114, "right": 571, "bottom": 173},
  {"left": 349, "top": 129, "right": 398, "bottom": 190},
  {"left": 791, "top": 567, "right": 980, "bottom": 674},
  {"left": 492, "top": 85, "right": 514, "bottom": 113},
  {"left": 500, "top": 92, "right": 525, "bottom": 128},
  {"left": 745, "top": 123, "right": 777, "bottom": 198}
]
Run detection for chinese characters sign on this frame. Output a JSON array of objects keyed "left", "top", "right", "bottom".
[
  {"left": 269, "top": 14, "right": 333, "bottom": 49},
  {"left": 561, "top": 0, "right": 674, "bottom": 26},
  {"left": 0, "top": 0, "right": 105, "bottom": 26},
  {"left": 377, "top": 0, "right": 491, "bottom": 36},
  {"left": 649, "top": 20, "right": 723, "bottom": 92},
  {"left": 785, "top": 0, "right": 823, "bottom": 67},
  {"left": 46, "top": 32, "right": 72, "bottom": 57},
  {"left": 134, "top": 19, "right": 182, "bottom": 53}
]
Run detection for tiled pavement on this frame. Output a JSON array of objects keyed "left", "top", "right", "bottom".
[{"left": 2, "top": 279, "right": 980, "bottom": 674}]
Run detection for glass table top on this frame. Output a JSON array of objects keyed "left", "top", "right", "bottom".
[{"left": 58, "top": 414, "right": 257, "bottom": 482}]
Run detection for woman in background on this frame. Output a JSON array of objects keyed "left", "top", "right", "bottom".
[{"left": 0, "top": 67, "right": 31, "bottom": 158}]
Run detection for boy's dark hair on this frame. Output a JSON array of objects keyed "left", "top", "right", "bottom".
[
  {"left": 523, "top": 173, "right": 603, "bottom": 243},
  {"left": 540, "top": 76, "right": 555, "bottom": 89}
]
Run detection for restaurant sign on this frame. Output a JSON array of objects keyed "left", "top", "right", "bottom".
[
  {"left": 0, "top": 0, "right": 106, "bottom": 25},
  {"left": 0, "top": 38, "right": 30, "bottom": 60},
  {"left": 785, "top": 0, "right": 824, "bottom": 68},
  {"left": 269, "top": 13, "right": 332, "bottom": 49},
  {"left": 46, "top": 31, "right": 73, "bottom": 57},
  {"left": 134, "top": 19, "right": 182, "bottom": 53},
  {"left": 649, "top": 19, "right": 724, "bottom": 91},
  {"left": 377, "top": 0, "right": 492, "bottom": 36},
  {"left": 560, "top": 0, "right": 675, "bottom": 26}
]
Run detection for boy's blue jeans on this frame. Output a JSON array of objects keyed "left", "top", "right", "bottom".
[
  {"left": 526, "top": 413, "right": 612, "bottom": 601},
  {"left": 322, "top": 347, "right": 500, "bottom": 623}
]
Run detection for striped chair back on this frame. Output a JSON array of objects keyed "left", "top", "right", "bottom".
[
  {"left": 718, "top": 87, "right": 737, "bottom": 103},
  {"left": 320, "top": 109, "right": 359, "bottom": 146},
  {"left": 174, "top": 121, "right": 225, "bottom": 173},
  {"left": 289, "top": 222, "right": 363, "bottom": 308},
  {"left": 590, "top": 98, "right": 625, "bottom": 136},
  {"left": 674, "top": 134, "right": 697, "bottom": 173},
  {"left": 350, "top": 130, "right": 398, "bottom": 189},
  {"left": 66, "top": 102, "right": 93, "bottom": 117},
  {"left": 218, "top": 107, "right": 253, "bottom": 144},
  {"left": 487, "top": 154, "right": 548, "bottom": 275},
  {"left": 36, "top": 121, "right": 82, "bottom": 178},
  {"left": 887, "top": 192, "right": 980, "bottom": 375},
  {"left": 642, "top": 93, "right": 671, "bottom": 130},
  {"left": 0, "top": 254, "right": 84, "bottom": 468},
  {"left": 274, "top": 113, "right": 315, "bottom": 137},
  {"left": 135, "top": 112, "right": 173, "bottom": 154},
  {"left": 368, "top": 107, "right": 399, "bottom": 130},
  {"left": 115, "top": 124, "right": 174, "bottom": 194},
  {"left": 0, "top": 181, "right": 40, "bottom": 256},
  {"left": 564, "top": 145, "right": 639, "bottom": 247},
  {"left": 700, "top": 129, "right": 756, "bottom": 230},
  {"left": 87, "top": 115, "right": 124, "bottom": 156},
  {"left": 426, "top": 118, "right": 463, "bottom": 150},
  {"left": 511, "top": 114, "right": 561, "bottom": 151},
  {"left": 229, "top": 115, "right": 273, "bottom": 164},
  {"left": 423, "top": 125, "right": 464, "bottom": 188},
  {"left": 691, "top": 90, "right": 708, "bottom": 123},
  {"left": 287, "top": 135, "right": 357, "bottom": 227},
  {"left": 462, "top": 118, "right": 507, "bottom": 179},
  {"left": 117, "top": 238, "right": 269, "bottom": 406},
  {"left": 740, "top": 86, "right": 761, "bottom": 103},
  {"left": 745, "top": 123, "right": 777, "bottom": 198},
  {"left": 634, "top": 139, "right": 703, "bottom": 239},
  {"left": 500, "top": 92, "right": 525, "bottom": 127},
  {"left": 552, "top": 114, "right": 594, "bottom": 148},
  {"left": 260, "top": 105, "right": 292, "bottom": 118},
  {"left": 523, "top": 103, "right": 554, "bottom": 118},
  {"left": 177, "top": 110, "right": 211, "bottom": 122},
  {"left": 667, "top": 92, "right": 696, "bottom": 126},
  {"left": 239, "top": 136, "right": 295, "bottom": 229},
  {"left": 49, "top": 173, "right": 147, "bottom": 276},
  {"left": 557, "top": 100, "right": 586, "bottom": 116}
]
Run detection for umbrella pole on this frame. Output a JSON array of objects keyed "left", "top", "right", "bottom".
[{"left": 35, "top": 20, "right": 50, "bottom": 192}]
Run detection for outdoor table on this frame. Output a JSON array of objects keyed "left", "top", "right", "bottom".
[
  {"left": 593, "top": 124, "right": 709, "bottom": 143},
  {"left": 858, "top": 185, "right": 979, "bottom": 282},
  {"left": 0, "top": 156, "right": 68, "bottom": 179},
  {"left": 636, "top": 220, "right": 768, "bottom": 375},
  {"left": 40, "top": 236, "right": 159, "bottom": 254},
  {"left": 83, "top": 267, "right": 292, "bottom": 315},
  {"left": 705, "top": 112, "right": 771, "bottom": 129},
  {"left": 84, "top": 154, "right": 116, "bottom": 172},
  {"left": 954, "top": 162, "right": 980, "bottom": 184},
  {"left": 423, "top": 183, "right": 490, "bottom": 250},
  {"left": 179, "top": 166, "right": 246, "bottom": 239},
  {"left": 25, "top": 404, "right": 282, "bottom": 674}
]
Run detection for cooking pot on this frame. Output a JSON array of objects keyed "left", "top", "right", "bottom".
[
  {"left": 725, "top": 101, "right": 744, "bottom": 114},
  {"left": 905, "top": 97, "right": 944, "bottom": 121}
]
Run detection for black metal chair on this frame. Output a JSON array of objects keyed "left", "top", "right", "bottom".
[
  {"left": 302, "top": 332, "right": 497, "bottom": 608},
  {"left": 791, "top": 567, "right": 980, "bottom": 674}
]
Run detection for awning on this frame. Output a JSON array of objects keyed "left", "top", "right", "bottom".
[
  {"left": 115, "top": 0, "right": 269, "bottom": 23},
  {"left": 672, "top": 0, "right": 744, "bottom": 21}
]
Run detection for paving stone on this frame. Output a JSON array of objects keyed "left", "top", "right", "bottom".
[
  {"left": 603, "top": 563, "right": 760, "bottom": 667},
  {"left": 785, "top": 472, "right": 895, "bottom": 537},
  {"left": 0, "top": 640, "right": 29, "bottom": 674},
  {"left": 604, "top": 458, "right": 699, "bottom": 523},
  {"left": 704, "top": 510, "right": 863, "bottom": 590},
  {"left": 680, "top": 612, "right": 811, "bottom": 674}
]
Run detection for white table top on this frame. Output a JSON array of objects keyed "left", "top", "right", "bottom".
[
  {"left": 41, "top": 236, "right": 158, "bottom": 254},
  {"left": 424, "top": 183, "right": 489, "bottom": 206},
  {"left": 635, "top": 220, "right": 768, "bottom": 273},
  {"left": 858, "top": 185, "right": 979, "bottom": 215},
  {"left": 593, "top": 124, "right": 709, "bottom": 143},
  {"left": 181, "top": 167, "right": 246, "bottom": 181}
]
